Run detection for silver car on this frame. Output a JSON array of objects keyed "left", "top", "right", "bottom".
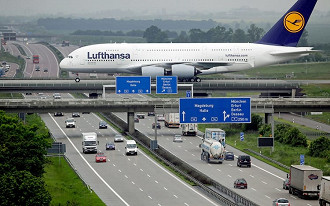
[
  {"left": 173, "top": 135, "right": 183, "bottom": 142},
  {"left": 114, "top": 134, "right": 124, "bottom": 142},
  {"left": 272, "top": 198, "right": 290, "bottom": 206}
]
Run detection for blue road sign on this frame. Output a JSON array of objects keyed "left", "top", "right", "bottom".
[
  {"left": 116, "top": 76, "right": 151, "bottom": 94},
  {"left": 240, "top": 132, "right": 244, "bottom": 141},
  {"left": 156, "top": 76, "right": 177, "bottom": 94},
  {"left": 179, "top": 97, "right": 251, "bottom": 124},
  {"left": 186, "top": 90, "right": 191, "bottom": 98},
  {"left": 300, "top": 154, "right": 305, "bottom": 165}
]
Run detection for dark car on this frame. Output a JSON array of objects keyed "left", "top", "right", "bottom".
[
  {"left": 234, "top": 178, "right": 247, "bottom": 189},
  {"left": 43, "top": 68, "right": 48, "bottom": 72},
  {"left": 224, "top": 151, "right": 235, "bottom": 161},
  {"left": 99, "top": 121, "right": 107, "bottom": 129},
  {"left": 105, "top": 142, "right": 115, "bottom": 150},
  {"left": 283, "top": 178, "right": 290, "bottom": 190},
  {"left": 237, "top": 155, "right": 251, "bottom": 167},
  {"left": 152, "top": 122, "right": 161, "bottom": 129},
  {"left": 134, "top": 117, "right": 139, "bottom": 123},
  {"left": 148, "top": 112, "right": 155, "bottom": 116},
  {"left": 35, "top": 66, "right": 40, "bottom": 71},
  {"left": 72, "top": 112, "right": 80, "bottom": 117},
  {"left": 54, "top": 112, "right": 64, "bottom": 116}
]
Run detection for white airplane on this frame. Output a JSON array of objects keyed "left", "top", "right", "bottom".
[{"left": 60, "top": 0, "right": 318, "bottom": 82}]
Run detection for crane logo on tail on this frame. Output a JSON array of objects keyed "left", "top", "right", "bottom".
[{"left": 284, "top": 11, "right": 305, "bottom": 33}]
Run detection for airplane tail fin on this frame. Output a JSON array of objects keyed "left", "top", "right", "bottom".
[{"left": 256, "top": 0, "right": 317, "bottom": 47}]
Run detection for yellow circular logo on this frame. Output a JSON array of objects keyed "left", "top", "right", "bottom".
[{"left": 284, "top": 11, "right": 305, "bottom": 33}]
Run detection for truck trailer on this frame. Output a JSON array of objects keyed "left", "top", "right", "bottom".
[
  {"left": 200, "top": 138, "right": 225, "bottom": 163},
  {"left": 288, "top": 165, "right": 323, "bottom": 198},
  {"left": 181, "top": 123, "right": 197, "bottom": 136},
  {"left": 319, "top": 176, "right": 330, "bottom": 206},
  {"left": 164, "top": 113, "right": 180, "bottom": 128},
  {"left": 82, "top": 132, "right": 98, "bottom": 153}
]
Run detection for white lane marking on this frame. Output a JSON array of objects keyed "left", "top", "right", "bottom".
[
  {"left": 139, "top": 188, "right": 143, "bottom": 192},
  {"left": 191, "top": 154, "right": 195, "bottom": 157},
  {"left": 262, "top": 181, "right": 268, "bottom": 185},
  {"left": 148, "top": 196, "right": 152, "bottom": 199},
  {"left": 265, "top": 195, "right": 271, "bottom": 199},
  {"left": 275, "top": 188, "right": 281, "bottom": 192},
  {"left": 131, "top": 181, "right": 135, "bottom": 185},
  {"left": 139, "top": 142, "right": 219, "bottom": 206},
  {"left": 290, "top": 195, "right": 297, "bottom": 199},
  {"left": 118, "top": 170, "right": 122, "bottom": 173},
  {"left": 140, "top": 168, "right": 144, "bottom": 172},
  {"left": 184, "top": 203, "right": 189, "bottom": 206},
  {"left": 125, "top": 175, "right": 128, "bottom": 179},
  {"left": 133, "top": 163, "right": 137, "bottom": 166},
  {"left": 185, "top": 150, "right": 188, "bottom": 152},
  {"left": 113, "top": 164, "right": 116, "bottom": 167},
  {"left": 238, "top": 169, "right": 243, "bottom": 172},
  {"left": 227, "top": 175, "right": 232, "bottom": 178},
  {"left": 173, "top": 195, "right": 178, "bottom": 198},
  {"left": 164, "top": 187, "right": 168, "bottom": 191},
  {"left": 155, "top": 180, "right": 159, "bottom": 184},
  {"left": 48, "top": 113, "right": 130, "bottom": 206},
  {"left": 217, "top": 169, "right": 221, "bottom": 172},
  {"left": 108, "top": 159, "right": 111, "bottom": 161},
  {"left": 228, "top": 164, "right": 233, "bottom": 166},
  {"left": 147, "top": 174, "right": 151, "bottom": 178},
  {"left": 251, "top": 188, "right": 256, "bottom": 191},
  {"left": 250, "top": 175, "right": 255, "bottom": 178}
]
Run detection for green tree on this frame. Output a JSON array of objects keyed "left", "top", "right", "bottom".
[
  {"left": 259, "top": 124, "right": 271, "bottom": 137},
  {"left": 0, "top": 111, "right": 50, "bottom": 177},
  {"left": 143, "top": 25, "right": 168, "bottom": 43},
  {"left": 247, "top": 24, "right": 264, "bottom": 42},
  {"left": 206, "top": 26, "right": 233, "bottom": 43},
  {"left": 174, "top": 31, "right": 190, "bottom": 43},
  {"left": 189, "top": 29, "right": 206, "bottom": 43},
  {"left": 274, "top": 124, "right": 291, "bottom": 143},
  {"left": 309, "top": 136, "right": 330, "bottom": 158},
  {"left": 284, "top": 127, "right": 308, "bottom": 147},
  {"left": 242, "top": 114, "right": 262, "bottom": 131},
  {"left": 0, "top": 171, "right": 51, "bottom": 206},
  {"left": 232, "top": 29, "right": 247, "bottom": 43}
]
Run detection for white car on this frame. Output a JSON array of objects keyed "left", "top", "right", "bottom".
[
  {"left": 114, "top": 134, "right": 124, "bottom": 142},
  {"left": 173, "top": 135, "right": 183, "bottom": 142},
  {"left": 272, "top": 198, "right": 290, "bottom": 206}
]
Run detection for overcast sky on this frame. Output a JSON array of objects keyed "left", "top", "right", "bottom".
[{"left": 0, "top": 0, "right": 329, "bottom": 18}]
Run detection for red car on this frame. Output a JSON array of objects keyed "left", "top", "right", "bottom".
[
  {"left": 234, "top": 178, "right": 247, "bottom": 189},
  {"left": 95, "top": 152, "right": 107, "bottom": 163}
]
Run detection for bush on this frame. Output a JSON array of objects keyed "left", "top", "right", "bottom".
[
  {"left": 259, "top": 124, "right": 271, "bottom": 137},
  {"left": 274, "top": 124, "right": 291, "bottom": 143},
  {"left": 284, "top": 127, "right": 308, "bottom": 147},
  {"left": 242, "top": 114, "right": 262, "bottom": 131},
  {"left": 309, "top": 136, "right": 330, "bottom": 158}
]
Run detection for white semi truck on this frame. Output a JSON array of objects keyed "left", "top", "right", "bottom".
[
  {"left": 82, "top": 132, "right": 98, "bottom": 154},
  {"left": 181, "top": 123, "right": 197, "bottom": 136},
  {"left": 164, "top": 113, "right": 180, "bottom": 128},
  {"left": 288, "top": 165, "right": 323, "bottom": 198},
  {"left": 200, "top": 138, "right": 225, "bottom": 163},
  {"left": 204, "top": 128, "right": 226, "bottom": 147},
  {"left": 319, "top": 176, "right": 330, "bottom": 206}
]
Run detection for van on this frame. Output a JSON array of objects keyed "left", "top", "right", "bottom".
[
  {"left": 125, "top": 140, "right": 138, "bottom": 155},
  {"left": 237, "top": 155, "right": 251, "bottom": 167}
]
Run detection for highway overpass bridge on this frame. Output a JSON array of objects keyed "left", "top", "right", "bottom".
[
  {"left": 0, "top": 79, "right": 302, "bottom": 97},
  {"left": 1, "top": 98, "right": 329, "bottom": 133}
]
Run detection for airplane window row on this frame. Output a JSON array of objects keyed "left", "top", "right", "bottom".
[
  {"left": 106, "top": 49, "right": 119, "bottom": 52},
  {"left": 212, "top": 49, "right": 232, "bottom": 52},
  {"left": 88, "top": 59, "right": 115, "bottom": 62},
  {"left": 228, "top": 59, "right": 248, "bottom": 62},
  {"left": 182, "top": 59, "right": 214, "bottom": 62}
]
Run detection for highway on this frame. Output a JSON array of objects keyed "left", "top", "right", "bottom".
[
  {"left": 109, "top": 94, "right": 319, "bottom": 206},
  {"left": 40, "top": 111, "right": 222, "bottom": 206}
]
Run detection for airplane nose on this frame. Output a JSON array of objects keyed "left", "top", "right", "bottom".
[{"left": 59, "top": 58, "right": 68, "bottom": 70}]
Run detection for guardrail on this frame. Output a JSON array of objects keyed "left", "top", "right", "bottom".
[{"left": 102, "top": 112, "right": 259, "bottom": 206}]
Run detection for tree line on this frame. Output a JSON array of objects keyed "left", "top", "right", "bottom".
[{"left": 0, "top": 111, "right": 51, "bottom": 206}]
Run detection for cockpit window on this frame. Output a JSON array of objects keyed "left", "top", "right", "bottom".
[{"left": 68, "top": 56, "right": 73, "bottom": 58}]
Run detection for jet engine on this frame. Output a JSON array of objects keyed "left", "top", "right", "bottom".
[
  {"left": 172, "top": 65, "right": 200, "bottom": 82},
  {"left": 141, "top": 66, "right": 165, "bottom": 78}
]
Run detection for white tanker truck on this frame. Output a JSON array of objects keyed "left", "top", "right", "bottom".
[{"left": 200, "top": 138, "right": 225, "bottom": 163}]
